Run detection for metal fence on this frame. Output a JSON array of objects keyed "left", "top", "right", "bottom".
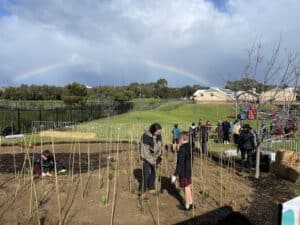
[
  {"left": 31, "top": 121, "right": 77, "bottom": 132},
  {"left": 0, "top": 101, "right": 133, "bottom": 134}
]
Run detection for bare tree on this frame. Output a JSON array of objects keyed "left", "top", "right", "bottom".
[{"left": 238, "top": 37, "right": 300, "bottom": 178}]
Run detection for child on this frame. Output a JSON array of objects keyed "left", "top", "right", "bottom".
[
  {"left": 171, "top": 131, "right": 194, "bottom": 211},
  {"left": 172, "top": 124, "right": 181, "bottom": 152},
  {"left": 34, "top": 150, "right": 67, "bottom": 177}
]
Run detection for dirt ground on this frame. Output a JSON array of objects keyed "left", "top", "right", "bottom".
[{"left": 0, "top": 143, "right": 296, "bottom": 225}]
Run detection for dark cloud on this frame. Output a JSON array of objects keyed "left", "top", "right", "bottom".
[{"left": 0, "top": 0, "right": 300, "bottom": 87}]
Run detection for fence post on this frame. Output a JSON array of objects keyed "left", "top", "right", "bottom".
[
  {"left": 17, "top": 108, "right": 21, "bottom": 134},
  {"left": 39, "top": 107, "right": 42, "bottom": 122},
  {"left": 11, "top": 109, "right": 14, "bottom": 134},
  {"left": 55, "top": 108, "right": 58, "bottom": 127}
]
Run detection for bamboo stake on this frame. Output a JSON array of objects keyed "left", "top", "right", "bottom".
[
  {"left": 51, "top": 136, "right": 62, "bottom": 225},
  {"left": 110, "top": 128, "right": 120, "bottom": 225},
  {"left": 88, "top": 141, "right": 91, "bottom": 174},
  {"left": 155, "top": 164, "right": 160, "bottom": 225},
  {"left": 98, "top": 146, "right": 102, "bottom": 188},
  {"left": 12, "top": 143, "right": 17, "bottom": 180},
  {"left": 78, "top": 140, "right": 84, "bottom": 200},
  {"left": 129, "top": 130, "right": 133, "bottom": 193},
  {"left": 24, "top": 133, "right": 41, "bottom": 225},
  {"left": 105, "top": 126, "right": 112, "bottom": 206}
]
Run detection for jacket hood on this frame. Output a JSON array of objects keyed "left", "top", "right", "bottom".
[{"left": 144, "top": 129, "right": 153, "bottom": 138}]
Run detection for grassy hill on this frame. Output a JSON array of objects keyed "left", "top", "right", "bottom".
[
  {"left": 81, "top": 101, "right": 236, "bottom": 126},
  {"left": 72, "top": 101, "right": 237, "bottom": 143}
]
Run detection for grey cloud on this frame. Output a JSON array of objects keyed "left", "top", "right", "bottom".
[{"left": 1, "top": 0, "right": 300, "bottom": 87}]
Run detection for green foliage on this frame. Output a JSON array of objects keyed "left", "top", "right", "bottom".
[
  {"left": 1, "top": 79, "right": 209, "bottom": 102},
  {"left": 62, "top": 95, "right": 87, "bottom": 105},
  {"left": 63, "top": 82, "right": 88, "bottom": 105},
  {"left": 1, "top": 84, "right": 63, "bottom": 100},
  {"left": 100, "top": 195, "right": 108, "bottom": 205}
]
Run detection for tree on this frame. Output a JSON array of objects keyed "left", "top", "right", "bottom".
[
  {"left": 225, "top": 78, "right": 274, "bottom": 93},
  {"left": 154, "top": 78, "right": 169, "bottom": 98},
  {"left": 239, "top": 38, "right": 300, "bottom": 179},
  {"left": 63, "top": 82, "right": 88, "bottom": 105}
]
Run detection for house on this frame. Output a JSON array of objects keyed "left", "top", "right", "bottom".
[
  {"left": 260, "top": 88, "right": 298, "bottom": 104},
  {"left": 192, "top": 87, "right": 235, "bottom": 103},
  {"left": 236, "top": 89, "right": 259, "bottom": 103}
]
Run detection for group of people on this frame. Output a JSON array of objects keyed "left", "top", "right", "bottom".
[
  {"left": 172, "top": 120, "right": 244, "bottom": 155},
  {"left": 172, "top": 122, "right": 210, "bottom": 154},
  {"left": 139, "top": 120, "right": 262, "bottom": 210},
  {"left": 269, "top": 117, "right": 298, "bottom": 138},
  {"left": 141, "top": 123, "right": 194, "bottom": 211}
]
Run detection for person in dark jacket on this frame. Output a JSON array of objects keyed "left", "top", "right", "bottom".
[
  {"left": 216, "top": 121, "right": 223, "bottom": 143},
  {"left": 198, "top": 124, "right": 209, "bottom": 155},
  {"left": 238, "top": 124, "right": 255, "bottom": 171},
  {"left": 171, "top": 131, "right": 194, "bottom": 211},
  {"left": 34, "top": 150, "right": 67, "bottom": 177},
  {"left": 222, "top": 120, "right": 231, "bottom": 144},
  {"left": 189, "top": 122, "right": 197, "bottom": 151},
  {"left": 140, "top": 123, "right": 162, "bottom": 194}
]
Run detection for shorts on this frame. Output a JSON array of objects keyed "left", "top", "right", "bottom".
[
  {"left": 179, "top": 177, "right": 192, "bottom": 188},
  {"left": 173, "top": 138, "right": 179, "bottom": 144}
]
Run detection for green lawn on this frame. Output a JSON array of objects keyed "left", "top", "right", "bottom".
[
  {"left": 82, "top": 101, "right": 236, "bottom": 125},
  {"left": 2, "top": 100, "right": 298, "bottom": 153},
  {"left": 73, "top": 101, "right": 237, "bottom": 142},
  {"left": 1, "top": 101, "right": 237, "bottom": 145}
]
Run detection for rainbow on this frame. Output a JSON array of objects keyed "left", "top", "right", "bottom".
[
  {"left": 143, "top": 59, "right": 210, "bottom": 85},
  {"left": 12, "top": 61, "right": 68, "bottom": 81}
]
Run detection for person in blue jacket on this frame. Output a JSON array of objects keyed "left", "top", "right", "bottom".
[{"left": 172, "top": 124, "right": 181, "bottom": 152}]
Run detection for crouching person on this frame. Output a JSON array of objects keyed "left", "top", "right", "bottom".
[
  {"left": 171, "top": 132, "right": 194, "bottom": 211},
  {"left": 140, "top": 123, "right": 162, "bottom": 196},
  {"left": 34, "top": 150, "right": 67, "bottom": 177}
]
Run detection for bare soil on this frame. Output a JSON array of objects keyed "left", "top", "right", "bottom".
[{"left": 0, "top": 143, "right": 296, "bottom": 225}]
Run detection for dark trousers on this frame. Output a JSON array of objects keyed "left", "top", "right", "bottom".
[
  {"left": 142, "top": 160, "right": 155, "bottom": 193},
  {"left": 233, "top": 134, "right": 240, "bottom": 145},
  {"left": 42, "top": 160, "right": 64, "bottom": 173},
  {"left": 201, "top": 142, "right": 207, "bottom": 154},
  {"left": 223, "top": 132, "right": 230, "bottom": 142},
  {"left": 241, "top": 149, "right": 254, "bottom": 169}
]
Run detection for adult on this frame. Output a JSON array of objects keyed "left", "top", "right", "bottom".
[
  {"left": 216, "top": 121, "right": 223, "bottom": 143},
  {"left": 238, "top": 124, "right": 255, "bottom": 171},
  {"left": 232, "top": 120, "right": 241, "bottom": 145},
  {"left": 199, "top": 124, "right": 209, "bottom": 155},
  {"left": 189, "top": 122, "right": 197, "bottom": 151},
  {"left": 205, "top": 120, "right": 212, "bottom": 132},
  {"left": 172, "top": 124, "right": 181, "bottom": 152},
  {"left": 140, "top": 123, "right": 163, "bottom": 194},
  {"left": 222, "top": 120, "right": 231, "bottom": 144}
]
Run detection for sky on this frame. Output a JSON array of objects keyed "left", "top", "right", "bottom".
[{"left": 1, "top": 0, "right": 300, "bottom": 87}]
